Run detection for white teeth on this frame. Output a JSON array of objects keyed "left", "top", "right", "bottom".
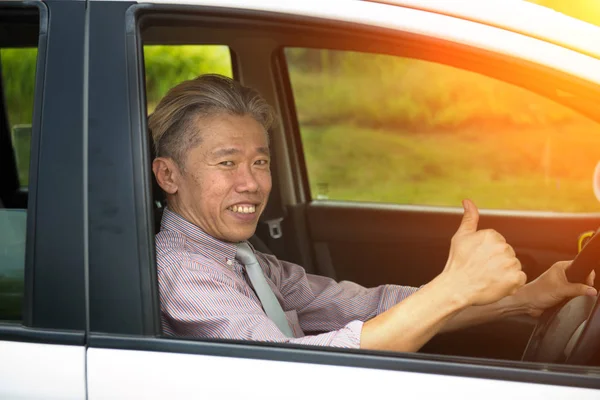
[{"left": 229, "top": 205, "right": 256, "bottom": 214}]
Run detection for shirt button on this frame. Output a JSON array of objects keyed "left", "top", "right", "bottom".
[{"left": 226, "top": 259, "right": 233, "bottom": 266}]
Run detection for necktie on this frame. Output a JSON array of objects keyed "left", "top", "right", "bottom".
[{"left": 235, "top": 242, "right": 294, "bottom": 337}]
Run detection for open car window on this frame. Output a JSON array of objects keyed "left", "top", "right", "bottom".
[{"left": 0, "top": 24, "right": 38, "bottom": 323}]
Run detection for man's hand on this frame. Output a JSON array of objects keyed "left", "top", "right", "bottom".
[
  {"left": 514, "top": 261, "right": 597, "bottom": 317},
  {"left": 362, "top": 199, "right": 526, "bottom": 352},
  {"left": 440, "top": 199, "right": 526, "bottom": 307}
]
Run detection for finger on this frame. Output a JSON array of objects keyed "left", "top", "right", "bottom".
[
  {"left": 455, "top": 199, "right": 479, "bottom": 236},
  {"left": 493, "top": 240, "right": 515, "bottom": 256},
  {"left": 586, "top": 270, "right": 596, "bottom": 287},
  {"left": 504, "top": 242, "right": 516, "bottom": 257},
  {"left": 484, "top": 229, "right": 506, "bottom": 244},
  {"left": 508, "top": 267, "right": 526, "bottom": 296},
  {"left": 517, "top": 271, "right": 527, "bottom": 287}
]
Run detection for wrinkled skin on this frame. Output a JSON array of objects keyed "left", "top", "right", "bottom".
[{"left": 153, "top": 113, "right": 271, "bottom": 243}]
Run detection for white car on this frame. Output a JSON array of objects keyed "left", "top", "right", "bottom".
[{"left": 1, "top": 0, "right": 600, "bottom": 398}]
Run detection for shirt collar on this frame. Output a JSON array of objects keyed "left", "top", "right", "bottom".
[{"left": 161, "top": 207, "right": 239, "bottom": 262}]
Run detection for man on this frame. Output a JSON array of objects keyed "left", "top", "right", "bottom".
[{"left": 150, "top": 74, "right": 596, "bottom": 351}]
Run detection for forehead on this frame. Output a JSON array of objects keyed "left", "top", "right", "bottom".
[{"left": 192, "top": 113, "right": 269, "bottom": 150}]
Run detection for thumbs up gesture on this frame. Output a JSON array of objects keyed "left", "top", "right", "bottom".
[{"left": 441, "top": 199, "right": 527, "bottom": 306}]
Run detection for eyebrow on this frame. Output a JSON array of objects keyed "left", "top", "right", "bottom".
[
  {"left": 257, "top": 147, "right": 270, "bottom": 156},
  {"left": 211, "top": 148, "right": 240, "bottom": 157},
  {"left": 211, "top": 147, "right": 270, "bottom": 157}
]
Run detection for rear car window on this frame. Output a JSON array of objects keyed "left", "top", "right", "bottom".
[
  {"left": 2, "top": 47, "right": 36, "bottom": 187},
  {"left": 144, "top": 45, "right": 233, "bottom": 113},
  {"left": 285, "top": 48, "right": 600, "bottom": 213},
  {"left": 0, "top": 44, "right": 38, "bottom": 321}
]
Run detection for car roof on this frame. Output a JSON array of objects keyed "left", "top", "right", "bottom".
[
  {"left": 22, "top": 0, "right": 599, "bottom": 82},
  {"left": 68, "top": 0, "right": 600, "bottom": 60},
  {"left": 135, "top": 0, "right": 600, "bottom": 84},
  {"left": 375, "top": 0, "right": 600, "bottom": 60}
]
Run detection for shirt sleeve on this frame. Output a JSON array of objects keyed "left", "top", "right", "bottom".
[
  {"left": 158, "top": 259, "right": 364, "bottom": 348},
  {"left": 257, "top": 253, "right": 419, "bottom": 334}
]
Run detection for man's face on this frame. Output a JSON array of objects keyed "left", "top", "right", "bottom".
[{"left": 170, "top": 114, "right": 272, "bottom": 243}]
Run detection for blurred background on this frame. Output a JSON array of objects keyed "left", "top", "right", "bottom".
[{"left": 2, "top": 0, "right": 600, "bottom": 213}]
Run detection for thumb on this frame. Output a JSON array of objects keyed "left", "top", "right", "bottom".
[
  {"left": 455, "top": 199, "right": 479, "bottom": 236},
  {"left": 567, "top": 283, "right": 598, "bottom": 298}
]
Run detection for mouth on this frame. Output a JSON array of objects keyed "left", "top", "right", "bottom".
[{"left": 227, "top": 203, "right": 258, "bottom": 215}]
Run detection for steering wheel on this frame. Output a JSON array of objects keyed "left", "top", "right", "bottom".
[{"left": 521, "top": 231, "right": 600, "bottom": 364}]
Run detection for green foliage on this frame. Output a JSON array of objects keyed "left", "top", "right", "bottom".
[
  {"left": 288, "top": 48, "right": 600, "bottom": 212},
  {"left": 286, "top": 49, "right": 579, "bottom": 131},
  {"left": 144, "top": 45, "right": 232, "bottom": 112},
  {"left": 1, "top": 45, "right": 232, "bottom": 185},
  {"left": 1, "top": 48, "right": 36, "bottom": 186},
  {"left": 3, "top": 38, "right": 600, "bottom": 213},
  {"left": 302, "top": 122, "right": 600, "bottom": 212},
  {"left": 1, "top": 48, "right": 37, "bottom": 127}
]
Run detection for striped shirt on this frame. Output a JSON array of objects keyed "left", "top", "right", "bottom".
[{"left": 156, "top": 208, "right": 419, "bottom": 348}]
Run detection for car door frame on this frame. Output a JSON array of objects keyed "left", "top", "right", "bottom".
[
  {"left": 0, "top": 1, "right": 87, "bottom": 398},
  {"left": 82, "top": 2, "right": 600, "bottom": 395}
]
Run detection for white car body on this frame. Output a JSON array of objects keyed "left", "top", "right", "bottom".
[{"left": 1, "top": 0, "right": 600, "bottom": 398}]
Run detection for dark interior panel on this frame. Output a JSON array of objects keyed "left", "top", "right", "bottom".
[
  {"left": 421, "top": 316, "right": 537, "bottom": 360},
  {"left": 306, "top": 201, "right": 600, "bottom": 287},
  {"left": 303, "top": 201, "right": 600, "bottom": 360}
]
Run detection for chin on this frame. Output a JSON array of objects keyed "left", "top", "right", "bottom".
[{"left": 223, "top": 227, "right": 257, "bottom": 243}]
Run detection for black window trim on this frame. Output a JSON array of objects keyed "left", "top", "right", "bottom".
[
  {"left": 0, "top": 1, "right": 43, "bottom": 326},
  {"left": 0, "top": 0, "right": 88, "bottom": 342}
]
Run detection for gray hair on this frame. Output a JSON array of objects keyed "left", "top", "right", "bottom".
[{"left": 148, "top": 74, "right": 275, "bottom": 167}]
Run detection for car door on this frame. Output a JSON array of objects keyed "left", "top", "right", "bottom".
[
  {"left": 84, "top": 1, "right": 600, "bottom": 398},
  {"left": 271, "top": 4, "right": 600, "bottom": 360},
  {"left": 0, "top": 1, "right": 87, "bottom": 398}
]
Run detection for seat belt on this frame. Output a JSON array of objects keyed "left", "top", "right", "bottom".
[{"left": 259, "top": 146, "right": 287, "bottom": 258}]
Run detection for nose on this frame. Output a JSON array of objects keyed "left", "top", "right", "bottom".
[{"left": 235, "top": 164, "right": 259, "bottom": 193}]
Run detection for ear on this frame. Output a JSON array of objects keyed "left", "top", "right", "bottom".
[{"left": 152, "top": 157, "right": 181, "bottom": 195}]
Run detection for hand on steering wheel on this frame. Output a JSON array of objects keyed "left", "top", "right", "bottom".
[
  {"left": 516, "top": 261, "right": 596, "bottom": 318},
  {"left": 522, "top": 231, "right": 600, "bottom": 364}
]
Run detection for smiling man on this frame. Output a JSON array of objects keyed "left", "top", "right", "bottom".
[{"left": 150, "top": 74, "right": 596, "bottom": 351}]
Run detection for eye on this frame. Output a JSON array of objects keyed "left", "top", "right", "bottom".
[
  {"left": 219, "top": 161, "right": 234, "bottom": 167},
  {"left": 255, "top": 159, "right": 269, "bottom": 166}
]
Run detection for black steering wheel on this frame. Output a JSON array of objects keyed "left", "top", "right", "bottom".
[{"left": 521, "top": 231, "right": 600, "bottom": 364}]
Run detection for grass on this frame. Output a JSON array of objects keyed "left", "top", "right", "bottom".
[
  {"left": 287, "top": 48, "right": 600, "bottom": 212},
  {"left": 301, "top": 121, "right": 600, "bottom": 212}
]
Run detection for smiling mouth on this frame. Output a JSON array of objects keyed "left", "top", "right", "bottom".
[{"left": 227, "top": 204, "right": 257, "bottom": 214}]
